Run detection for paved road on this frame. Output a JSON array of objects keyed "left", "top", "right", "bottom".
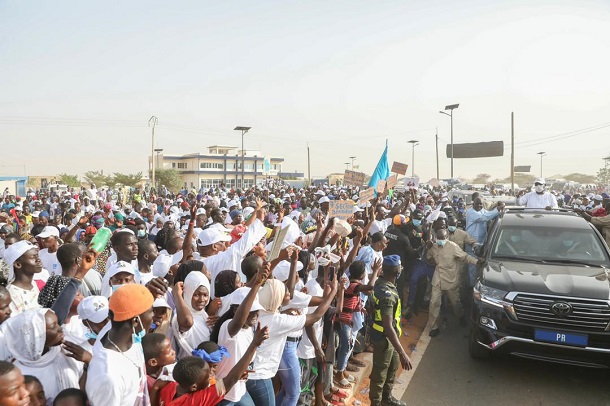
[{"left": 402, "top": 317, "right": 610, "bottom": 406}]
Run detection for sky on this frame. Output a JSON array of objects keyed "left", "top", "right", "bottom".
[{"left": 2, "top": 0, "right": 610, "bottom": 183}]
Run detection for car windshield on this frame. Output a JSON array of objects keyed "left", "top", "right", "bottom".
[{"left": 490, "top": 226, "right": 610, "bottom": 266}]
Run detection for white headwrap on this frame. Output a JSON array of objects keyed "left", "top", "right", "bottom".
[
  {"left": 183, "top": 271, "right": 211, "bottom": 314},
  {"left": 3, "top": 308, "right": 81, "bottom": 399},
  {"left": 3, "top": 240, "right": 35, "bottom": 284}
]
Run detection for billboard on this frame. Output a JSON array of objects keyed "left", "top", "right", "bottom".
[{"left": 446, "top": 141, "right": 504, "bottom": 158}]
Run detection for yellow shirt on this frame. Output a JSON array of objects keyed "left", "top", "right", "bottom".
[{"left": 427, "top": 240, "right": 478, "bottom": 288}]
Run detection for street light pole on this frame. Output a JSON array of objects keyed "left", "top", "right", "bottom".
[
  {"left": 439, "top": 104, "right": 459, "bottom": 179},
  {"left": 408, "top": 140, "right": 419, "bottom": 177},
  {"left": 149, "top": 116, "right": 158, "bottom": 191},
  {"left": 234, "top": 126, "right": 251, "bottom": 190},
  {"left": 344, "top": 162, "right": 350, "bottom": 170},
  {"left": 537, "top": 151, "right": 546, "bottom": 178},
  {"left": 349, "top": 156, "right": 356, "bottom": 170}
]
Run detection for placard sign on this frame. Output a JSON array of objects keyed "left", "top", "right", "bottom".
[
  {"left": 404, "top": 177, "right": 420, "bottom": 189},
  {"left": 376, "top": 180, "right": 386, "bottom": 193},
  {"left": 358, "top": 187, "right": 375, "bottom": 204},
  {"left": 328, "top": 199, "right": 355, "bottom": 221},
  {"left": 391, "top": 161, "right": 408, "bottom": 175},
  {"left": 386, "top": 174, "right": 398, "bottom": 189},
  {"left": 343, "top": 170, "right": 366, "bottom": 187},
  {"left": 268, "top": 226, "right": 290, "bottom": 262}
]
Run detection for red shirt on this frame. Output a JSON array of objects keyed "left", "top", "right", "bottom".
[{"left": 159, "top": 381, "right": 225, "bottom": 406}]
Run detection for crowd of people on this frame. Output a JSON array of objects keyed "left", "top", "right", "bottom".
[{"left": 0, "top": 176, "right": 609, "bottom": 406}]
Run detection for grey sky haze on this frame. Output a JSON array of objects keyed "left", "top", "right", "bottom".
[{"left": 2, "top": 0, "right": 610, "bottom": 182}]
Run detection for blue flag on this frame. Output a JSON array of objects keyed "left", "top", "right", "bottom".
[{"left": 368, "top": 144, "right": 390, "bottom": 192}]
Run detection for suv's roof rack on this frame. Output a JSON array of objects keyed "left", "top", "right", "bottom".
[{"left": 501, "top": 207, "right": 578, "bottom": 218}]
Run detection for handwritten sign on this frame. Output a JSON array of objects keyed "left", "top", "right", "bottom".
[
  {"left": 328, "top": 199, "right": 355, "bottom": 221},
  {"left": 268, "top": 226, "right": 290, "bottom": 262},
  {"left": 358, "top": 187, "right": 375, "bottom": 204},
  {"left": 343, "top": 170, "right": 366, "bottom": 187},
  {"left": 376, "top": 180, "right": 386, "bottom": 193},
  {"left": 386, "top": 174, "right": 398, "bottom": 189},
  {"left": 391, "top": 161, "right": 408, "bottom": 175}
]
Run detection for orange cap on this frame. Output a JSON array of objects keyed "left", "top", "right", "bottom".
[{"left": 109, "top": 284, "right": 154, "bottom": 321}]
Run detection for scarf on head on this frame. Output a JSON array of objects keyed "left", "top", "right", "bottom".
[
  {"left": 192, "top": 346, "right": 230, "bottom": 363},
  {"left": 258, "top": 279, "right": 285, "bottom": 313}
]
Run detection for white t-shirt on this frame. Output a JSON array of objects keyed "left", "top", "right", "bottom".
[
  {"left": 216, "top": 321, "right": 254, "bottom": 402},
  {"left": 249, "top": 313, "right": 306, "bottom": 380},
  {"left": 369, "top": 218, "right": 391, "bottom": 236},
  {"left": 39, "top": 248, "right": 62, "bottom": 276},
  {"left": 518, "top": 191, "right": 558, "bottom": 209},
  {"left": 297, "top": 279, "right": 324, "bottom": 360},
  {"left": 283, "top": 291, "right": 311, "bottom": 339},
  {"left": 86, "top": 334, "right": 149, "bottom": 406}
]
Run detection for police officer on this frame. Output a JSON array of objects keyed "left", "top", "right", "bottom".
[{"left": 369, "top": 254, "right": 412, "bottom": 406}]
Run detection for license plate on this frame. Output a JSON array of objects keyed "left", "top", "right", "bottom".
[{"left": 534, "top": 329, "right": 588, "bottom": 347}]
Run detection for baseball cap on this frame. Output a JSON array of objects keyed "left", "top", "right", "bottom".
[
  {"left": 534, "top": 178, "right": 545, "bottom": 185},
  {"left": 231, "top": 287, "right": 264, "bottom": 311},
  {"left": 353, "top": 206, "right": 364, "bottom": 213},
  {"left": 197, "top": 228, "right": 231, "bottom": 246},
  {"left": 272, "top": 260, "right": 304, "bottom": 282},
  {"left": 106, "top": 260, "right": 136, "bottom": 280},
  {"left": 109, "top": 284, "right": 154, "bottom": 322},
  {"left": 319, "top": 196, "right": 330, "bottom": 204},
  {"left": 36, "top": 226, "right": 60, "bottom": 239},
  {"left": 393, "top": 214, "right": 406, "bottom": 226},
  {"left": 153, "top": 297, "right": 172, "bottom": 310},
  {"left": 78, "top": 296, "right": 109, "bottom": 324},
  {"left": 4, "top": 240, "right": 36, "bottom": 283}
]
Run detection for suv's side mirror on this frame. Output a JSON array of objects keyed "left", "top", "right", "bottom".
[{"left": 473, "top": 244, "right": 484, "bottom": 257}]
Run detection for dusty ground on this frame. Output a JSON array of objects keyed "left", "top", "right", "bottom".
[{"left": 350, "top": 311, "right": 429, "bottom": 405}]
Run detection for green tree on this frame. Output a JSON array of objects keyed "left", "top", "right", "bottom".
[
  {"left": 597, "top": 167, "right": 610, "bottom": 185},
  {"left": 153, "top": 169, "right": 182, "bottom": 192},
  {"left": 113, "top": 172, "right": 144, "bottom": 188},
  {"left": 83, "top": 170, "right": 112, "bottom": 187},
  {"left": 564, "top": 173, "right": 596, "bottom": 184},
  {"left": 57, "top": 173, "right": 81, "bottom": 188},
  {"left": 472, "top": 173, "right": 491, "bottom": 184}
]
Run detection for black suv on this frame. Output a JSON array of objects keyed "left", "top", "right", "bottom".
[{"left": 469, "top": 209, "right": 610, "bottom": 367}]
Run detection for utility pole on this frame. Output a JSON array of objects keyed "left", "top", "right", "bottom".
[
  {"left": 307, "top": 143, "right": 311, "bottom": 186},
  {"left": 435, "top": 127, "right": 439, "bottom": 180},
  {"left": 148, "top": 116, "right": 158, "bottom": 191},
  {"left": 510, "top": 112, "right": 515, "bottom": 195}
]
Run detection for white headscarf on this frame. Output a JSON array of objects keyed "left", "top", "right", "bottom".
[
  {"left": 169, "top": 271, "right": 211, "bottom": 359},
  {"left": 3, "top": 308, "right": 81, "bottom": 399},
  {"left": 183, "top": 271, "right": 211, "bottom": 314}
]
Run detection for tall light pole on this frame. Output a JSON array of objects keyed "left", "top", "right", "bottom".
[
  {"left": 344, "top": 162, "right": 350, "bottom": 170},
  {"left": 234, "top": 126, "right": 251, "bottom": 190},
  {"left": 408, "top": 140, "right": 419, "bottom": 177},
  {"left": 439, "top": 103, "right": 459, "bottom": 179},
  {"left": 149, "top": 116, "right": 158, "bottom": 190},
  {"left": 154, "top": 148, "right": 163, "bottom": 169},
  {"left": 348, "top": 156, "right": 356, "bottom": 170},
  {"left": 537, "top": 151, "right": 546, "bottom": 178}
]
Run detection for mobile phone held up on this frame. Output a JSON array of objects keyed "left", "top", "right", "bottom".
[{"left": 328, "top": 266, "right": 336, "bottom": 281}]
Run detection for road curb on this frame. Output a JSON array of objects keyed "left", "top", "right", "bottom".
[{"left": 393, "top": 323, "right": 432, "bottom": 400}]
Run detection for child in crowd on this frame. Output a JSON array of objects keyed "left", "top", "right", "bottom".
[{"left": 143, "top": 333, "right": 177, "bottom": 393}]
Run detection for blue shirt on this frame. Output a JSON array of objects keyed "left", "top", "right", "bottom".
[{"left": 465, "top": 207, "right": 500, "bottom": 244}]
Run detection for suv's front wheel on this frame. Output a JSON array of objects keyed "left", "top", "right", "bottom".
[{"left": 468, "top": 325, "right": 490, "bottom": 360}]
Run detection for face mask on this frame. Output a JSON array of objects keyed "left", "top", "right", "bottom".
[
  {"left": 437, "top": 240, "right": 447, "bottom": 247},
  {"left": 137, "top": 230, "right": 146, "bottom": 238},
  {"left": 510, "top": 236, "right": 520, "bottom": 243},
  {"left": 413, "top": 219, "right": 421, "bottom": 227},
  {"left": 132, "top": 316, "right": 145, "bottom": 344},
  {"left": 111, "top": 284, "right": 124, "bottom": 293},
  {"left": 448, "top": 226, "right": 457, "bottom": 233},
  {"left": 534, "top": 185, "right": 544, "bottom": 193},
  {"left": 85, "top": 330, "right": 98, "bottom": 340}
]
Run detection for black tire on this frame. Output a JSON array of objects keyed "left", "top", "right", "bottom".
[{"left": 468, "top": 325, "right": 491, "bottom": 360}]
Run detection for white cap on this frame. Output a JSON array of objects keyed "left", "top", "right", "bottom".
[
  {"left": 333, "top": 219, "right": 352, "bottom": 238},
  {"left": 594, "top": 195, "right": 603, "bottom": 201},
  {"left": 31, "top": 211, "right": 41, "bottom": 218},
  {"left": 315, "top": 190, "right": 325, "bottom": 196},
  {"left": 231, "top": 287, "right": 265, "bottom": 311},
  {"left": 77, "top": 296, "right": 109, "bottom": 324},
  {"left": 227, "top": 200, "right": 238, "bottom": 208},
  {"left": 352, "top": 206, "right": 364, "bottom": 213},
  {"left": 106, "top": 260, "right": 136, "bottom": 280},
  {"left": 197, "top": 228, "right": 231, "bottom": 246},
  {"left": 36, "top": 226, "right": 60, "bottom": 239},
  {"left": 4, "top": 240, "right": 36, "bottom": 283},
  {"left": 153, "top": 297, "right": 172, "bottom": 310},
  {"left": 220, "top": 207, "right": 229, "bottom": 213},
  {"left": 242, "top": 207, "right": 255, "bottom": 219},
  {"left": 152, "top": 250, "right": 184, "bottom": 278},
  {"left": 195, "top": 208, "right": 207, "bottom": 216},
  {"left": 319, "top": 196, "right": 330, "bottom": 204},
  {"left": 534, "top": 178, "right": 546, "bottom": 185},
  {"left": 272, "top": 260, "right": 304, "bottom": 282}
]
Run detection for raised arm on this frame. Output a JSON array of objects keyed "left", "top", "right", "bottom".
[
  {"left": 222, "top": 323, "right": 269, "bottom": 391},
  {"left": 172, "top": 282, "right": 194, "bottom": 332}
]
